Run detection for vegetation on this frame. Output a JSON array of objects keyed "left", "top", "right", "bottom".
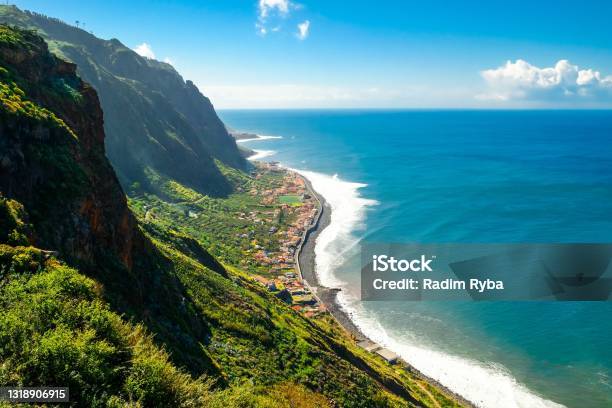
[
  {"left": 130, "top": 164, "right": 295, "bottom": 277},
  {"left": 0, "top": 198, "right": 29, "bottom": 246},
  {"left": 131, "top": 171, "right": 463, "bottom": 407},
  {"left": 0, "top": 22, "right": 36, "bottom": 49},
  {"left": 279, "top": 195, "right": 303, "bottom": 206},
  {"left": 0, "top": 244, "right": 214, "bottom": 407},
  {"left": 0, "top": 59, "right": 76, "bottom": 138},
  {"left": 0, "top": 197, "right": 211, "bottom": 407}
]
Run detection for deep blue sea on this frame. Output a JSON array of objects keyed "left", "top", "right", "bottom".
[{"left": 219, "top": 109, "right": 612, "bottom": 408}]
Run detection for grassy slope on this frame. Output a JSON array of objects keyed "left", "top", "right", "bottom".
[{"left": 129, "top": 164, "right": 292, "bottom": 277}]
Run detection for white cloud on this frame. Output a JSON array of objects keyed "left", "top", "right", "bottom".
[
  {"left": 133, "top": 43, "right": 155, "bottom": 60},
  {"left": 296, "top": 20, "right": 310, "bottom": 40},
  {"left": 256, "top": 0, "right": 305, "bottom": 37},
  {"left": 163, "top": 57, "right": 174, "bottom": 66},
  {"left": 258, "top": 0, "right": 290, "bottom": 19},
  {"left": 479, "top": 59, "right": 612, "bottom": 102},
  {"left": 256, "top": 23, "right": 267, "bottom": 36}
]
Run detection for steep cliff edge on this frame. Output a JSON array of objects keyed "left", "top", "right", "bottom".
[
  {"left": 0, "top": 24, "right": 220, "bottom": 379},
  {"left": 0, "top": 25, "right": 220, "bottom": 406},
  {"left": 0, "top": 24, "right": 141, "bottom": 269}
]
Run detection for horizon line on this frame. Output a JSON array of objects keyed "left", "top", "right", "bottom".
[{"left": 217, "top": 107, "right": 612, "bottom": 111}]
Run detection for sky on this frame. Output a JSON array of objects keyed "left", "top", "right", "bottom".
[{"left": 9, "top": 0, "right": 612, "bottom": 109}]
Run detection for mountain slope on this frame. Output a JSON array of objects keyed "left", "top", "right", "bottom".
[
  {"left": 0, "top": 5, "right": 246, "bottom": 197},
  {"left": 0, "top": 24, "right": 219, "bottom": 406},
  {"left": 0, "top": 20, "right": 140, "bottom": 269}
]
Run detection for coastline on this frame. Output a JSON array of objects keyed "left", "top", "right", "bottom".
[
  {"left": 224, "top": 119, "right": 586, "bottom": 408},
  {"left": 295, "top": 174, "right": 368, "bottom": 339},
  {"left": 293, "top": 170, "right": 475, "bottom": 408}
]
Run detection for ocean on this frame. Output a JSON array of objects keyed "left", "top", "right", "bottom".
[{"left": 219, "top": 109, "right": 612, "bottom": 408}]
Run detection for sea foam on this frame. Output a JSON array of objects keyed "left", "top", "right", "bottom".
[
  {"left": 290, "top": 169, "right": 378, "bottom": 288},
  {"left": 297, "top": 169, "right": 565, "bottom": 408},
  {"left": 248, "top": 150, "right": 277, "bottom": 161},
  {"left": 336, "top": 290, "right": 565, "bottom": 408},
  {"left": 236, "top": 134, "right": 283, "bottom": 143}
]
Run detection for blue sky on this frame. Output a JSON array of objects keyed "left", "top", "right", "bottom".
[{"left": 10, "top": 0, "right": 612, "bottom": 108}]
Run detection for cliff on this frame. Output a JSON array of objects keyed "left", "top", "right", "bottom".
[
  {"left": 0, "top": 24, "right": 219, "bottom": 380},
  {"left": 0, "top": 24, "right": 141, "bottom": 269}
]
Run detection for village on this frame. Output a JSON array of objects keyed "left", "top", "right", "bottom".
[
  {"left": 245, "top": 164, "right": 402, "bottom": 365},
  {"left": 247, "top": 162, "right": 328, "bottom": 318}
]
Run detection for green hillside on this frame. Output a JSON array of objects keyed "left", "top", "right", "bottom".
[{"left": 0, "top": 5, "right": 246, "bottom": 197}]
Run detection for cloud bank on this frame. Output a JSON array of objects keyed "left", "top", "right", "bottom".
[
  {"left": 479, "top": 59, "right": 612, "bottom": 102},
  {"left": 200, "top": 84, "right": 408, "bottom": 109},
  {"left": 133, "top": 43, "right": 155, "bottom": 59}
]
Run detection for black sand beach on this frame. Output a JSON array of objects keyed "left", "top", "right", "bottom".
[{"left": 297, "top": 176, "right": 367, "bottom": 339}]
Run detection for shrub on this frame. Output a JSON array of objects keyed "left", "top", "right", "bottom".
[{"left": 0, "top": 249, "right": 214, "bottom": 407}]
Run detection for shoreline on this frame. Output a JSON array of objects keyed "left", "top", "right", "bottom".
[
  {"left": 294, "top": 174, "right": 368, "bottom": 339},
  {"left": 292, "top": 170, "right": 475, "bottom": 408}
]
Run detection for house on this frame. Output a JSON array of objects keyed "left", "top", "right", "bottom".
[
  {"left": 375, "top": 348, "right": 399, "bottom": 364},
  {"left": 289, "top": 288, "right": 307, "bottom": 296},
  {"left": 357, "top": 340, "right": 381, "bottom": 353}
]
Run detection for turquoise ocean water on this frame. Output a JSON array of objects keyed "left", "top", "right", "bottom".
[{"left": 219, "top": 109, "right": 612, "bottom": 408}]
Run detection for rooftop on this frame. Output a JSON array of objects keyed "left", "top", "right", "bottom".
[{"left": 375, "top": 348, "right": 400, "bottom": 364}]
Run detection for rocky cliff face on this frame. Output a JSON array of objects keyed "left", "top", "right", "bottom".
[{"left": 0, "top": 25, "right": 142, "bottom": 270}]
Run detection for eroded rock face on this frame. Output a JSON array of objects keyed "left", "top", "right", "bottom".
[{"left": 0, "top": 27, "right": 143, "bottom": 271}]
